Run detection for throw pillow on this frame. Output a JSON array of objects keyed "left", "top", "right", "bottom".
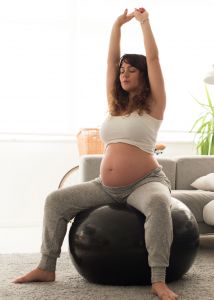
[
  {"left": 203, "top": 200, "right": 214, "bottom": 226},
  {"left": 191, "top": 173, "right": 214, "bottom": 191}
]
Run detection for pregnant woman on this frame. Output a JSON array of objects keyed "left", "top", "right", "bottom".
[{"left": 14, "top": 7, "right": 178, "bottom": 300}]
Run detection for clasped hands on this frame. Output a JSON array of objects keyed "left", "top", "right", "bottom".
[{"left": 117, "top": 7, "right": 149, "bottom": 25}]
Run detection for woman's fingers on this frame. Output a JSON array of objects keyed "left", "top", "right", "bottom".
[{"left": 139, "top": 7, "right": 145, "bottom": 13}]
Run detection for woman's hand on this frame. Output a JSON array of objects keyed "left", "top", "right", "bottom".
[
  {"left": 116, "top": 9, "right": 135, "bottom": 26},
  {"left": 134, "top": 7, "right": 149, "bottom": 23}
]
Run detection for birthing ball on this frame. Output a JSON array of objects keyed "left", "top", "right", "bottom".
[{"left": 68, "top": 198, "right": 199, "bottom": 285}]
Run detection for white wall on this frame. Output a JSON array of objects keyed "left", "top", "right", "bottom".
[
  {"left": 0, "top": 136, "right": 79, "bottom": 227},
  {"left": 0, "top": 135, "right": 197, "bottom": 228}
]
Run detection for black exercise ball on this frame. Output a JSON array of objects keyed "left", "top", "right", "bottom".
[{"left": 68, "top": 198, "right": 199, "bottom": 285}]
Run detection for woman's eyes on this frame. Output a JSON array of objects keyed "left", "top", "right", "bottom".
[{"left": 120, "top": 68, "right": 136, "bottom": 74}]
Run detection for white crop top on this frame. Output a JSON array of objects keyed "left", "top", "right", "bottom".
[{"left": 100, "top": 112, "right": 162, "bottom": 154}]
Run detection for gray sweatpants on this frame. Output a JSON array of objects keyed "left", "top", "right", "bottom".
[{"left": 38, "top": 167, "right": 173, "bottom": 283}]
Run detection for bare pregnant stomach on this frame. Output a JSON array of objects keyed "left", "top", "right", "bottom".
[{"left": 100, "top": 143, "right": 160, "bottom": 187}]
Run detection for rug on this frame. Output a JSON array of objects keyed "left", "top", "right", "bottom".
[{"left": 0, "top": 247, "right": 214, "bottom": 300}]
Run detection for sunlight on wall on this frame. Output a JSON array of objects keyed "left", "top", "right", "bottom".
[{"left": 0, "top": 0, "right": 214, "bottom": 136}]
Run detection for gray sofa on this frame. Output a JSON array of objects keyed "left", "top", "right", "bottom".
[{"left": 79, "top": 155, "right": 214, "bottom": 234}]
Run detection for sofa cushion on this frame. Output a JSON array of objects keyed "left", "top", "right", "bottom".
[
  {"left": 197, "top": 221, "right": 214, "bottom": 234},
  {"left": 171, "top": 190, "right": 214, "bottom": 222},
  {"left": 176, "top": 156, "right": 214, "bottom": 190}
]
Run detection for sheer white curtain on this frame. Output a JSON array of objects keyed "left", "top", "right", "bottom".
[{"left": 0, "top": 0, "right": 214, "bottom": 136}]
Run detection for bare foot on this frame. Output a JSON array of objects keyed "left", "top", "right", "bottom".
[
  {"left": 13, "top": 268, "right": 55, "bottom": 283},
  {"left": 152, "top": 282, "right": 178, "bottom": 300}
]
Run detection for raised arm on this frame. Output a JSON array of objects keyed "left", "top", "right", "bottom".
[
  {"left": 106, "top": 9, "right": 134, "bottom": 106},
  {"left": 134, "top": 8, "right": 166, "bottom": 119}
]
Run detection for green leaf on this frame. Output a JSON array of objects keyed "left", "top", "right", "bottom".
[
  {"left": 190, "top": 92, "right": 209, "bottom": 108},
  {"left": 209, "top": 134, "right": 214, "bottom": 155},
  {"left": 190, "top": 113, "right": 209, "bottom": 132},
  {"left": 205, "top": 84, "right": 214, "bottom": 114},
  {"left": 191, "top": 85, "right": 214, "bottom": 155}
]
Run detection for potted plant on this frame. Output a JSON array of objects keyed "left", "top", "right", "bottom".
[{"left": 190, "top": 85, "right": 214, "bottom": 155}]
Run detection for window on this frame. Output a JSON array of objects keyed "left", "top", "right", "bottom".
[{"left": 0, "top": 0, "right": 214, "bottom": 137}]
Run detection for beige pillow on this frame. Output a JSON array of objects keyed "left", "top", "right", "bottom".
[
  {"left": 191, "top": 173, "right": 214, "bottom": 191},
  {"left": 203, "top": 200, "right": 214, "bottom": 226}
]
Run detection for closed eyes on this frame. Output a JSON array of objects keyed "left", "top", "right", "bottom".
[{"left": 120, "top": 67, "right": 137, "bottom": 74}]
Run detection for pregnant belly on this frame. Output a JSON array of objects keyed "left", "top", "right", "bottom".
[{"left": 100, "top": 143, "right": 159, "bottom": 187}]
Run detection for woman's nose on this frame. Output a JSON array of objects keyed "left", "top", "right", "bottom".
[{"left": 122, "top": 70, "right": 129, "bottom": 77}]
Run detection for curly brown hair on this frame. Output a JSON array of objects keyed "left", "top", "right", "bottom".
[{"left": 109, "top": 54, "right": 151, "bottom": 116}]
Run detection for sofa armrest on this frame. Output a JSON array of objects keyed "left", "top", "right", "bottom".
[{"left": 80, "top": 154, "right": 103, "bottom": 182}]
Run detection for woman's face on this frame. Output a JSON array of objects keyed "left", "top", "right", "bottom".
[{"left": 119, "top": 61, "right": 142, "bottom": 94}]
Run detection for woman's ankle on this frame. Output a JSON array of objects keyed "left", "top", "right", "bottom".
[
  {"left": 38, "top": 255, "right": 57, "bottom": 272},
  {"left": 151, "top": 266, "right": 166, "bottom": 283}
]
